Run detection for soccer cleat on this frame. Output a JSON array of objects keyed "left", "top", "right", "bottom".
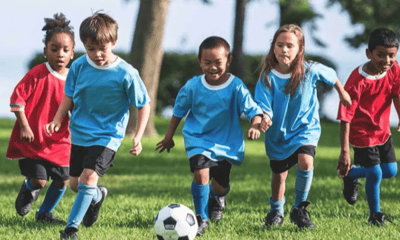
[
  {"left": 368, "top": 212, "right": 392, "bottom": 226},
  {"left": 208, "top": 196, "right": 226, "bottom": 221},
  {"left": 196, "top": 215, "right": 210, "bottom": 236},
  {"left": 15, "top": 181, "right": 40, "bottom": 216},
  {"left": 82, "top": 185, "right": 107, "bottom": 227},
  {"left": 265, "top": 211, "right": 284, "bottom": 227},
  {"left": 60, "top": 227, "right": 78, "bottom": 239},
  {"left": 342, "top": 176, "right": 359, "bottom": 205},
  {"left": 290, "top": 201, "right": 315, "bottom": 229},
  {"left": 36, "top": 211, "right": 66, "bottom": 224}
]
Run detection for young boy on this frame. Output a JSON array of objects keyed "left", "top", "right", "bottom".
[
  {"left": 337, "top": 28, "right": 400, "bottom": 226},
  {"left": 156, "top": 36, "right": 263, "bottom": 236},
  {"left": 46, "top": 12, "right": 151, "bottom": 239}
]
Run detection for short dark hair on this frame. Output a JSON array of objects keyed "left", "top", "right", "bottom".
[
  {"left": 368, "top": 28, "right": 399, "bottom": 51},
  {"left": 42, "top": 13, "right": 75, "bottom": 47},
  {"left": 80, "top": 11, "right": 118, "bottom": 45},
  {"left": 198, "top": 36, "right": 230, "bottom": 59}
]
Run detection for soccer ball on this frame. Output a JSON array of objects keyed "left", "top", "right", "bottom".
[{"left": 154, "top": 203, "right": 198, "bottom": 240}]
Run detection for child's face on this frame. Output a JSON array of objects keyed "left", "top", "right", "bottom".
[
  {"left": 84, "top": 41, "right": 116, "bottom": 66},
  {"left": 366, "top": 45, "right": 398, "bottom": 74},
  {"left": 198, "top": 46, "right": 232, "bottom": 85},
  {"left": 273, "top": 31, "right": 300, "bottom": 72},
  {"left": 44, "top": 33, "right": 74, "bottom": 75}
]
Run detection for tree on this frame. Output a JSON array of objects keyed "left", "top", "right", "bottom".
[
  {"left": 126, "top": 0, "right": 171, "bottom": 137},
  {"left": 327, "top": 0, "right": 400, "bottom": 48},
  {"left": 231, "top": 0, "right": 248, "bottom": 79}
]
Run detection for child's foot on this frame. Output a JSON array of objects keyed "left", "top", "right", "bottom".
[
  {"left": 368, "top": 212, "right": 392, "bottom": 226},
  {"left": 60, "top": 227, "right": 78, "bottom": 239},
  {"left": 83, "top": 185, "right": 107, "bottom": 227},
  {"left": 290, "top": 201, "right": 314, "bottom": 229},
  {"left": 196, "top": 215, "right": 209, "bottom": 236},
  {"left": 15, "top": 181, "right": 40, "bottom": 216},
  {"left": 36, "top": 211, "right": 65, "bottom": 224},
  {"left": 265, "top": 211, "right": 284, "bottom": 227},
  {"left": 208, "top": 196, "right": 226, "bottom": 221},
  {"left": 342, "top": 176, "right": 359, "bottom": 205}
]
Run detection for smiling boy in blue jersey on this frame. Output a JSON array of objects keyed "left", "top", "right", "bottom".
[{"left": 156, "top": 36, "right": 263, "bottom": 236}]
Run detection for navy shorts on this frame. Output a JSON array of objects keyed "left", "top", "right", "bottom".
[
  {"left": 353, "top": 136, "right": 396, "bottom": 168},
  {"left": 19, "top": 158, "right": 69, "bottom": 181},
  {"left": 270, "top": 145, "right": 316, "bottom": 174},
  {"left": 189, "top": 154, "right": 232, "bottom": 188},
  {"left": 70, "top": 145, "right": 116, "bottom": 177}
]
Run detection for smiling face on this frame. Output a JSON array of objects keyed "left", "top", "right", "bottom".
[
  {"left": 198, "top": 46, "right": 232, "bottom": 85},
  {"left": 44, "top": 32, "right": 74, "bottom": 76},
  {"left": 273, "top": 31, "right": 301, "bottom": 74},
  {"left": 84, "top": 40, "right": 117, "bottom": 66},
  {"left": 366, "top": 45, "right": 398, "bottom": 75}
]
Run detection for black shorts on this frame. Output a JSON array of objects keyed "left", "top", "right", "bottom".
[
  {"left": 19, "top": 158, "right": 69, "bottom": 181},
  {"left": 270, "top": 145, "right": 316, "bottom": 174},
  {"left": 189, "top": 154, "right": 232, "bottom": 188},
  {"left": 353, "top": 136, "right": 396, "bottom": 168},
  {"left": 70, "top": 145, "right": 116, "bottom": 177}
]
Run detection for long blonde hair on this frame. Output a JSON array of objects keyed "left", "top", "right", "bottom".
[{"left": 260, "top": 24, "right": 305, "bottom": 96}]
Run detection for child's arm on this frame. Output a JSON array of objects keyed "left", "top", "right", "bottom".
[
  {"left": 334, "top": 79, "right": 352, "bottom": 107},
  {"left": 129, "top": 103, "right": 151, "bottom": 156},
  {"left": 337, "top": 120, "right": 351, "bottom": 177},
  {"left": 393, "top": 94, "right": 400, "bottom": 132},
  {"left": 156, "top": 115, "right": 182, "bottom": 153},
  {"left": 259, "top": 114, "right": 272, "bottom": 132},
  {"left": 247, "top": 115, "right": 262, "bottom": 140},
  {"left": 45, "top": 95, "right": 73, "bottom": 135},
  {"left": 14, "top": 110, "right": 34, "bottom": 142}
]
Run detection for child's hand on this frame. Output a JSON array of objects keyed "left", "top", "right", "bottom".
[
  {"left": 339, "top": 90, "right": 352, "bottom": 107},
  {"left": 260, "top": 115, "right": 272, "bottom": 132},
  {"left": 247, "top": 126, "right": 260, "bottom": 140},
  {"left": 129, "top": 137, "right": 143, "bottom": 155},
  {"left": 156, "top": 138, "right": 175, "bottom": 153},
  {"left": 337, "top": 152, "right": 351, "bottom": 177},
  {"left": 45, "top": 121, "right": 61, "bottom": 136},
  {"left": 397, "top": 122, "right": 400, "bottom": 132},
  {"left": 20, "top": 127, "right": 34, "bottom": 142}
]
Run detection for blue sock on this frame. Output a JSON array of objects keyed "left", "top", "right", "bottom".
[
  {"left": 348, "top": 166, "right": 366, "bottom": 180},
  {"left": 381, "top": 162, "right": 398, "bottom": 179},
  {"left": 24, "top": 178, "right": 35, "bottom": 191},
  {"left": 91, "top": 186, "right": 102, "bottom": 204},
  {"left": 191, "top": 182, "right": 209, "bottom": 220},
  {"left": 294, "top": 167, "right": 313, "bottom": 208},
  {"left": 269, "top": 197, "right": 285, "bottom": 216},
  {"left": 37, "top": 185, "right": 66, "bottom": 215},
  {"left": 66, "top": 183, "right": 97, "bottom": 229},
  {"left": 365, "top": 165, "right": 382, "bottom": 214}
]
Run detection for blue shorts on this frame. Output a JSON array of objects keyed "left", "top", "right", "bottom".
[{"left": 70, "top": 145, "right": 116, "bottom": 177}]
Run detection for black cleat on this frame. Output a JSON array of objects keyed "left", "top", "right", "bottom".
[
  {"left": 265, "top": 211, "right": 284, "bottom": 227},
  {"left": 36, "top": 211, "right": 66, "bottom": 224},
  {"left": 83, "top": 185, "right": 107, "bottom": 227},
  {"left": 342, "top": 176, "right": 359, "bottom": 205},
  {"left": 368, "top": 212, "right": 392, "bottom": 226},
  {"left": 208, "top": 196, "right": 226, "bottom": 221},
  {"left": 196, "top": 215, "right": 209, "bottom": 236},
  {"left": 60, "top": 227, "right": 78, "bottom": 239},
  {"left": 15, "top": 181, "right": 40, "bottom": 216},
  {"left": 290, "top": 201, "right": 315, "bottom": 229}
]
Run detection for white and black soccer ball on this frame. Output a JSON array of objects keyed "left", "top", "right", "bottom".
[{"left": 154, "top": 203, "right": 198, "bottom": 240}]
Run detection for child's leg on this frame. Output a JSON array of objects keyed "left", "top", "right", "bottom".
[
  {"left": 380, "top": 162, "right": 397, "bottom": 179},
  {"left": 191, "top": 168, "right": 210, "bottom": 220},
  {"left": 294, "top": 153, "right": 313, "bottom": 208},
  {"left": 37, "top": 179, "right": 68, "bottom": 215},
  {"left": 270, "top": 171, "right": 288, "bottom": 215},
  {"left": 365, "top": 164, "right": 382, "bottom": 214},
  {"left": 69, "top": 176, "right": 80, "bottom": 193}
]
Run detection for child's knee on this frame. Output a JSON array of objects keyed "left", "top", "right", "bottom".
[
  {"left": 51, "top": 179, "right": 69, "bottom": 189},
  {"left": 30, "top": 178, "right": 47, "bottom": 189},
  {"left": 381, "top": 162, "right": 397, "bottom": 179}
]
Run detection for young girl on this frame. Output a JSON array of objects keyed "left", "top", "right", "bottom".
[
  {"left": 255, "top": 24, "right": 351, "bottom": 229},
  {"left": 6, "top": 13, "right": 74, "bottom": 223}
]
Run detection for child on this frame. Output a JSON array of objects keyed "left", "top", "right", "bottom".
[
  {"left": 156, "top": 36, "right": 263, "bottom": 236},
  {"left": 6, "top": 13, "right": 74, "bottom": 224},
  {"left": 46, "top": 12, "right": 151, "bottom": 239},
  {"left": 255, "top": 24, "right": 352, "bottom": 229},
  {"left": 337, "top": 28, "right": 399, "bottom": 226}
]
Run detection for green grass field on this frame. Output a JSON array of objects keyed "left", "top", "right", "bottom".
[{"left": 0, "top": 117, "right": 399, "bottom": 239}]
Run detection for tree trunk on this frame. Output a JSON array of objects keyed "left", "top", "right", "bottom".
[
  {"left": 231, "top": 0, "right": 248, "bottom": 80},
  {"left": 126, "top": 0, "right": 171, "bottom": 137}
]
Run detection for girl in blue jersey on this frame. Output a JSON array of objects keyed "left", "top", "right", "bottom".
[
  {"left": 255, "top": 24, "right": 352, "bottom": 229},
  {"left": 157, "top": 36, "right": 263, "bottom": 236}
]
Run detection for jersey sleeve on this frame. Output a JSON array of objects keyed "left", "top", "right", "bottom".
[
  {"left": 313, "top": 63, "right": 338, "bottom": 86},
  {"left": 254, "top": 78, "right": 273, "bottom": 119},
  {"left": 10, "top": 71, "right": 37, "bottom": 112},
  {"left": 237, "top": 83, "right": 263, "bottom": 120},
  {"left": 173, "top": 82, "right": 192, "bottom": 118},
  {"left": 124, "top": 68, "right": 151, "bottom": 109},
  {"left": 391, "top": 62, "right": 400, "bottom": 97},
  {"left": 337, "top": 70, "right": 361, "bottom": 123}
]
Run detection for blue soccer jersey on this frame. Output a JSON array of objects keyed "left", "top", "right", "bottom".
[
  {"left": 65, "top": 55, "right": 150, "bottom": 151},
  {"left": 173, "top": 74, "right": 263, "bottom": 165},
  {"left": 255, "top": 62, "right": 337, "bottom": 160}
]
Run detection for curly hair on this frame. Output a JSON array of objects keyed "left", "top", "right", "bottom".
[{"left": 42, "top": 13, "right": 75, "bottom": 47}]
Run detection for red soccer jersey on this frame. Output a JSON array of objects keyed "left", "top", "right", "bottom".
[
  {"left": 6, "top": 63, "right": 71, "bottom": 166},
  {"left": 337, "top": 62, "right": 400, "bottom": 147}
]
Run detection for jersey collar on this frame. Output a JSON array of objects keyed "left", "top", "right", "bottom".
[{"left": 45, "top": 62, "right": 68, "bottom": 81}]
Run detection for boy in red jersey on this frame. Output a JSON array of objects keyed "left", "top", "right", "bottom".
[{"left": 337, "top": 28, "right": 400, "bottom": 226}]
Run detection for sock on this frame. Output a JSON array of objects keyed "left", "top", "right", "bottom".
[
  {"left": 365, "top": 165, "right": 382, "bottom": 214},
  {"left": 24, "top": 178, "right": 35, "bottom": 191},
  {"left": 91, "top": 186, "right": 102, "bottom": 204},
  {"left": 191, "top": 182, "right": 209, "bottom": 220},
  {"left": 66, "top": 182, "right": 97, "bottom": 229},
  {"left": 269, "top": 197, "right": 285, "bottom": 216},
  {"left": 347, "top": 166, "right": 366, "bottom": 180},
  {"left": 381, "top": 162, "right": 398, "bottom": 179},
  {"left": 37, "top": 185, "right": 66, "bottom": 215},
  {"left": 294, "top": 167, "right": 313, "bottom": 208}
]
